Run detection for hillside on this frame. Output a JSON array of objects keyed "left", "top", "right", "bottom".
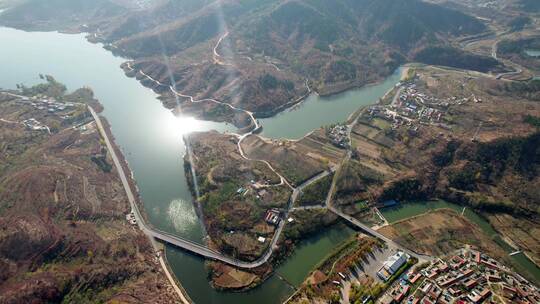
[
  {"left": 0, "top": 0, "right": 496, "bottom": 124},
  {"left": 0, "top": 80, "right": 179, "bottom": 303}
]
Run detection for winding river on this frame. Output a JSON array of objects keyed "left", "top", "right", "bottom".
[
  {"left": 0, "top": 27, "right": 396, "bottom": 303},
  {"left": 0, "top": 26, "right": 537, "bottom": 303}
]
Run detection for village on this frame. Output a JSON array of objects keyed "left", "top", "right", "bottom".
[
  {"left": 327, "top": 124, "right": 350, "bottom": 148},
  {"left": 378, "top": 247, "right": 539, "bottom": 304},
  {"left": 1, "top": 90, "right": 81, "bottom": 132},
  {"left": 366, "top": 80, "right": 484, "bottom": 134}
]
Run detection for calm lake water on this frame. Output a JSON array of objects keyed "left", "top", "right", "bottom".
[
  {"left": 525, "top": 49, "right": 540, "bottom": 57},
  {"left": 381, "top": 200, "right": 540, "bottom": 284},
  {"left": 260, "top": 69, "right": 402, "bottom": 139},
  {"left": 0, "top": 27, "right": 397, "bottom": 303}
]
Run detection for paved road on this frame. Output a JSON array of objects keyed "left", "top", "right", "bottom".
[
  {"left": 116, "top": 62, "right": 436, "bottom": 267},
  {"left": 88, "top": 106, "right": 191, "bottom": 303},
  {"left": 327, "top": 205, "right": 432, "bottom": 262},
  {"left": 491, "top": 39, "right": 525, "bottom": 80},
  {"left": 291, "top": 169, "right": 333, "bottom": 203},
  {"left": 391, "top": 87, "right": 404, "bottom": 107},
  {"left": 322, "top": 100, "right": 434, "bottom": 263},
  {"left": 291, "top": 205, "right": 326, "bottom": 212},
  {"left": 88, "top": 105, "right": 275, "bottom": 268},
  {"left": 91, "top": 104, "right": 340, "bottom": 270}
]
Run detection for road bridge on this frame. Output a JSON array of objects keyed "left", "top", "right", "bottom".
[
  {"left": 88, "top": 105, "right": 282, "bottom": 269},
  {"left": 91, "top": 97, "right": 433, "bottom": 270}
]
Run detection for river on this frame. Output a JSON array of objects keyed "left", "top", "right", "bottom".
[
  {"left": 381, "top": 200, "right": 540, "bottom": 284},
  {"left": 1, "top": 26, "right": 535, "bottom": 303},
  {"left": 0, "top": 27, "right": 398, "bottom": 303},
  {"left": 260, "top": 69, "right": 402, "bottom": 139}
]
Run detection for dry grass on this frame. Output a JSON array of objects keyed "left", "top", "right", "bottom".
[{"left": 378, "top": 209, "right": 507, "bottom": 259}]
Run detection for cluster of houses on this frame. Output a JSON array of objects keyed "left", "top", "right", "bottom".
[
  {"left": 381, "top": 247, "right": 539, "bottom": 304},
  {"left": 236, "top": 179, "right": 276, "bottom": 200},
  {"left": 6, "top": 92, "right": 80, "bottom": 133},
  {"left": 366, "top": 82, "right": 472, "bottom": 133},
  {"left": 327, "top": 124, "right": 349, "bottom": 148},
  {"left": 18, "top": 95, "right": 75, "bottom": 114},
  {"left": 22, "top": 118, "right": 49, "bottom": 132},
  {"left": 264, "top": 209, "right": 281, "bottom": 226},
  {"left": 234, "top": 179, "right": 284, "bottom": 227},
  {"left": 125, "top": 212, "right": 137, "bottom": 225}
]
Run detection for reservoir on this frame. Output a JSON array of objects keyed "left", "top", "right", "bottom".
[
  {"left": 1, "top": 26, "right": 536, "bottom": 302},
  {"left": 260, "top": 68, "right": 403, "bottom": 139},
  {"left": 0, "top": 27, "right": 398, "bottom": 303}
]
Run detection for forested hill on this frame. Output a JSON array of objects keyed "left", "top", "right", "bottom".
[{"left": 0, "top": 0, "right": 498, "bottom": 116}]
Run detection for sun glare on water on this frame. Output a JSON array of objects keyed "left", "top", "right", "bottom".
[{"left": 162, "top": 113, "right": 206, "bottom": 139}]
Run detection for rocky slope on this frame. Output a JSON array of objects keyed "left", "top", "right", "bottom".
[{"left": 0, "top": 0, "right": 500, "bottom": 126}]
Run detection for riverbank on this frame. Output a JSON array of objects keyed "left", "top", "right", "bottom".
[
  {"left": 91, "top": 108, "right": 191, "bottom": 303},
  {"left": 0, "top": 82, "right": 182, "bottom": 303}
]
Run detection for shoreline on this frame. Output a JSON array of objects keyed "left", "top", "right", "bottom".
[
  {"left": 121, "top": 59, "right": 405, "bottom": 129},
  {"left": 90, "top": 107, "right": 191, "bottom": 304}
]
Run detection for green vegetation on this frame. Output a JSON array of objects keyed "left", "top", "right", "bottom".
[
  {"left": 337, "top": 160, "right": 384, "bottom": 197},
  {"left": 324, "top": 60, "right": 357, "bottom": 83},
  {"left": 380, "top": 178, "right": 425, "bottom": 202},
  {"left": 296, "top": 174, "right": 333, "bottom": 206},
  {"left": 434, "top": 132, "right": 540, "bottom": 214},
  {"left": 508, "top": 16, "right": 532, "bottom": 32},
  {"left": 498, "top": 38, "right": 540, "bottom": 56},
  {"left": 20, "top": 75, "right": 66, "bottom": 98},
  {"left": 264, "top": 1, "right": 341, "bottom": 52},
  {"left": 524, "top": 115, "right": 540, "bottom": 128},
  {"left": 432, "top": 140, "right": 460, "bottom": 167},
  {"left": 473, "top": 132, "right": 539, "bottom": 181},
  {"left": 284, "top": 209, "right": 337, "bottom": 240},
  {"left": 90, "top": 154, "right": 112, "bottom": 173},
  {"left": 414, "top": 46, "right": 500, "bottom": 73},
  {"left": 519, "top": 0, "right": 540, "bottom": 12},
  {"left": 201, "top": 181, "right": 238, "bottom": 215}
]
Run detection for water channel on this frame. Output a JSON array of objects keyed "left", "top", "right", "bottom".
[{"left": 0, "top": 26, "right": 537, "bottom": 303}]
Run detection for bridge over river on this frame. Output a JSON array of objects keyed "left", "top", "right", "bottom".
[{"left": 90, "top": 105, "right": 433, "bottom": 269}]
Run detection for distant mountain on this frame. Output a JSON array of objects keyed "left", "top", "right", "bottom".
[
  {"left": 102, "top": 0, "right": 491, "bottom": 111},
  {"left": 108, "top": 0, "right": 487, "bottom": 59},
  {"left": 1, "top": 0, "right": 495, "bottom": 120},
  {"left": 0, "top": 0, "right": 129, "bottom": 31}
]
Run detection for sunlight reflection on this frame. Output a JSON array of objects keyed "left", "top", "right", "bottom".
[{"left": 165, "top": 114, "right": 204, "bottom": 137}]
